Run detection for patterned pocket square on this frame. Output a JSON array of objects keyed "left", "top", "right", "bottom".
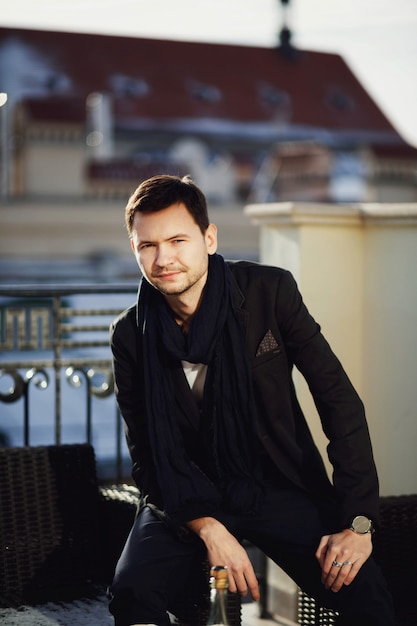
[{"left": 256, "top": 330, "right": 280, "bottom": 356}]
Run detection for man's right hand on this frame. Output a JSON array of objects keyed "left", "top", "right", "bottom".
[{"left": 186, "top": 516, "right": 260, "bottom": 601}]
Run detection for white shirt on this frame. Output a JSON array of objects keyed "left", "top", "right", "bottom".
[{"left": 181, "top": 360, "right": 207, "bottom": 403}]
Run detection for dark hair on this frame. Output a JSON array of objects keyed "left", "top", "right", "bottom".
[{"left": 125, "top": 174, "right": 209, "bottom": 237}]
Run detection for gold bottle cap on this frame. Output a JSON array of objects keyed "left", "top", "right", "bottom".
[{"left": 210, "top": 565, "right": 229, "bottom": 589}]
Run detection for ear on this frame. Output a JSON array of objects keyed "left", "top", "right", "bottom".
[
  {"left": 205, "top": 223, "right": 218, "bottom": 255},
  {"left": 130, "top": 238, "right": 136, "bottom": 254}
]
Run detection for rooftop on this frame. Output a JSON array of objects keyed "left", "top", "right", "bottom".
[{"left": 0, "top": 26, "right": 405, "bottom": 146}]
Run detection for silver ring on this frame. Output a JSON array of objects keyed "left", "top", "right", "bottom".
[
  {"left": 343, "top": 560, "right": 353, "bottom": 566},
  {"left": 332, "top": 560, "right": 343, "bottom": 568}
]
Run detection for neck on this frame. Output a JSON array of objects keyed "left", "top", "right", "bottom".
[{"left": 165, "top": 295, "right": 200, "bottom": 334}]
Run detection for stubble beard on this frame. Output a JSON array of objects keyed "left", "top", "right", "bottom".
[{"left": 149, "top": 264, "right": 208, "bottom": 298}]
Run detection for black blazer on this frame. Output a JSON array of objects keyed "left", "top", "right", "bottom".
[{"left": 110, "top": 261, "right": 380, "bottom": 529}]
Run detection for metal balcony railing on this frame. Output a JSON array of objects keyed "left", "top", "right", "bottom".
[{"left": 0, "top": 283, "right": 137, "bottom": 482}]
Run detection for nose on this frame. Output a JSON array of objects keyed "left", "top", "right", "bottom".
[{"left": 154, "top": 244, "right": 174, "bottom": 268}]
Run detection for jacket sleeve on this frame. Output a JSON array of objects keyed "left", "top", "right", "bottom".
[
  {"left": 110, "top": 308, "right": 163, "bottom": 509},
  {"left": 276, "top": 269, "right": 380, "bottom": 528}
]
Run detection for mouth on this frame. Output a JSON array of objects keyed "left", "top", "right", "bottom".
[{"left": 153, "top": 271, "right": 182, "bottom": 280}]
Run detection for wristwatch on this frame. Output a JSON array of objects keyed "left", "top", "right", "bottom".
[{"left": 350, "top": 515, "right": 374, "bottom": 534}]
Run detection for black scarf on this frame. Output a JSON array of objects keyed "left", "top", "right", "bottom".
[{"left": 137, "top": 254, "right": 263, "bottom": 526}]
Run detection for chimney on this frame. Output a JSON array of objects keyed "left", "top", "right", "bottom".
[{"left": 86, "top": 92, "right": 114, "bottom": 160}]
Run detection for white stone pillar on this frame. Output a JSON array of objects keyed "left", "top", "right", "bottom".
[{"left": 244, "top": 202, "right": 417, "bottom": 496}]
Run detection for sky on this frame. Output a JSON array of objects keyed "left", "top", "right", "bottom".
[{"left": 1, "top": 0, "right": 417, "bottom": 147}]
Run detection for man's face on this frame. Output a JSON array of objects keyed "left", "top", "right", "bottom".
[{"left": 130, "top": 202, "right": 217, "bottom": 299}]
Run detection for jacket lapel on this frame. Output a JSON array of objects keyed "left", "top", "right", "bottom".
[{"left": 228, "top": 265, "right": 249, "bottom": 335}]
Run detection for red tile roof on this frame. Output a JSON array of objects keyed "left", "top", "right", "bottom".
[{"left": 0, "top": 26, "right": 401, "bottom": 143}]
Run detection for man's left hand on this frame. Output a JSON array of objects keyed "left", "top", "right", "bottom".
[{"left": 316, "top": 529, "right": 373, "bottom": 592}]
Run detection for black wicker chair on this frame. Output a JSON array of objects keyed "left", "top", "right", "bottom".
[
  {"left": 298, "top": 494, "right": 417, "bottom": 626},
  {"left": 0, "top": 443, "right": 103, "bottom": 607},
  {"left": 0, "top": 444, "right": 241, "bottom": 626}
]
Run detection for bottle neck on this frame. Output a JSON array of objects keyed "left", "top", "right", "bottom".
[{"left": 208, "top": 587, "right": 229, "bottom": 625}]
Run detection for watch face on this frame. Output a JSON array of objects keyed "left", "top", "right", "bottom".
[{"left": 352, "top": 515, "right": 372, "bottom": 533}]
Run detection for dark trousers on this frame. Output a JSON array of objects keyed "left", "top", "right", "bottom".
[{"left": 108, "top": 488, "right": 395, "bottom": 626}]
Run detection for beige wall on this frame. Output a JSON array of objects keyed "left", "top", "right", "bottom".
[
  {"left": 0, "top": 199, "right": 259, "bottom": 262},
  {"left": 24, "top": 143, "right": 85, "bottom": 196},
  {"left": 361, "top": 217, "right": 417, "bottom": 495}
]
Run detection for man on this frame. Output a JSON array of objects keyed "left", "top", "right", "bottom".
[{"left": 109, "top": 174, "right": 394, "bottom": 626}]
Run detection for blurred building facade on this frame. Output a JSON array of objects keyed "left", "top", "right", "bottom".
[
  {"left": 1, "top": 26, "right": 416, "bottom": 204},
  {"left": 0, "top": 26, "right": 416, "bottom": 276}
]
